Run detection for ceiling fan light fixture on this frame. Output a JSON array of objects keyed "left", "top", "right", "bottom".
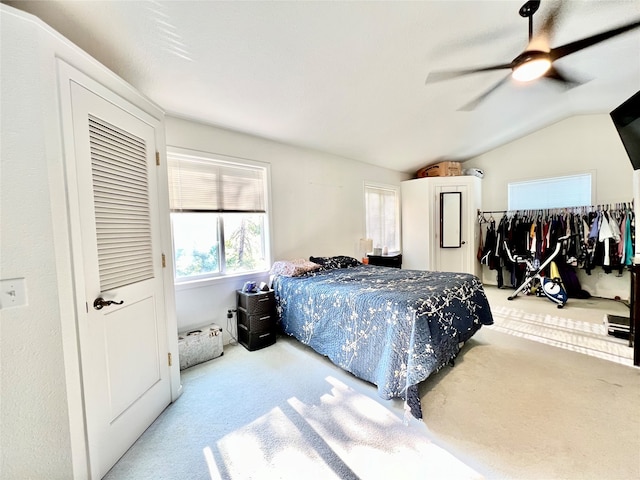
[{"left": 511, "top": 50, "right": 552, "bottom": 82}]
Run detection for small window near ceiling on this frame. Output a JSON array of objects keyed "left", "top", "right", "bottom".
[
  {"left": 168, "top": 150, "right": 270, "bottom": 283},
  {"left": 508, "top": 173, "right": 593, "bottom": 211},
  {"left": 364, "top": 183, "right": 400, "bottom": 253}
]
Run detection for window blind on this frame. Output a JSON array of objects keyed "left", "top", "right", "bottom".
[
  {"left": 508, "top": 173, "right": 592, "bottom": 211},
  {"left": 168, "top": 155, "right": 266, "bottom": 213}
]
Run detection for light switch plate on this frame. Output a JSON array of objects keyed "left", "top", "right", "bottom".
[{"left": 0, "top": 278, "right": 27, "bottom": 309}]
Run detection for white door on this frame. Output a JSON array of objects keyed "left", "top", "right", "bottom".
[
  {"left": 70, "top": 81, "right": 171, "bottom": 478},
  {"left": 401, "top": 178, "right": 434, "bottom": 270},
  {"left": 434, "top": 184, "right": 471, "bottom": 273}
]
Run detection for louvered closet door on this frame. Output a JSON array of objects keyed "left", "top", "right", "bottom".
[
  {"left": 70, "top": 81, "right": 170, "bottom": 479},
  {"left": 90, "top": 114, "right": 155, "bottom": 291}
]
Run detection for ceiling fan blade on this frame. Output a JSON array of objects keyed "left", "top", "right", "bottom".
[
  {"left": 550, "top": 18, "right": 640, "bottom": 61},
  {"left": 538, "top": 1, "right": 562, "bottom": 38},
  {"left": 544, "top": 65, "right": 583, "bottom": 89},
  {"left": 458, "top": 75, "right": 511, "bottom": 111},
  {"left": 425, "top": 62, "right": 514, "bottom": 84},
  {"left": 528, "top": 0, "right": 562, "bottom": 49}
]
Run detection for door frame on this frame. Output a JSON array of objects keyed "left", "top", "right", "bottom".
[{"left": 55, "top": 59, "right": 181, "bottom": 478}]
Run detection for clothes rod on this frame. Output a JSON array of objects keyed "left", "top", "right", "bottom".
[
  {"left": 477, "top": 202, "right": 634, "bottom": 217},
  {"left": 478, "top": 209, "right": 507, "bottom": 214}
]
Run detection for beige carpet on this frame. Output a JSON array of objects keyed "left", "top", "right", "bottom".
[
  {"left": 106, "top": 289, "right": 639, "bottom": 480},
  {"left": 105, "top": 337, "right": 488, "bottom": 480},
  {"left": 482, "top": 285, "right": 633, "bottom": 366},
  {"left": 421, "top": 287, "right": 640, "bottom": 480}
]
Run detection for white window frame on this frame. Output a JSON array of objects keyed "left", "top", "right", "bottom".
[
  {"left": 507, "top": 172, "right": 595, "bottom": 211},
  {"left": 364, "top": 182, "right": 401, "bottom": 254},
  {"left": 167, "top": 147, "right": 272, "bottom": 286}
]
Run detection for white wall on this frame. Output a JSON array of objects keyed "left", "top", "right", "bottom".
[
  {"left": 1, "top": 8, "right": 75, "bottom": 478},
  {"left": 165, "top": 116, "right": 410, "bottom": 336},
  {"left": 1, "top": 6, "right": 181, "bottom": 478},
  {"left": 463, "top": 114, "right": 634, "bottom": 299}
]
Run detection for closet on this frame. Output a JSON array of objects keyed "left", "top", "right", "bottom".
[
  {"left": 1, "top": 6, "right": 180, "bottom": 479},
  {"left": 401, "top": 176, "right": 481, "bottom": 276}
]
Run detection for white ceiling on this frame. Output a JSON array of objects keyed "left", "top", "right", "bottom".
[{"left": 6, "top": 0, "right": 640, "bottom": 173}]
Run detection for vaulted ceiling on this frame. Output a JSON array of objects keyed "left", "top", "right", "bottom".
[{"left": 6, "top": 0, "right": 640, "bottom": 173}]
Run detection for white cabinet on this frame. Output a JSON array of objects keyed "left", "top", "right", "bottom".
[{"left": 401, "top": 176, "right": 481, "bottom": 277}]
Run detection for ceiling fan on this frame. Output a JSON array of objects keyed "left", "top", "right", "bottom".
[{"left": 425, "top": 0, "right": 640, "bottom": 111}]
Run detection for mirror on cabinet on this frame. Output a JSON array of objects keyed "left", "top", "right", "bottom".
[{"left": 440, "top": 191, "right": 462, "bottom": 248}]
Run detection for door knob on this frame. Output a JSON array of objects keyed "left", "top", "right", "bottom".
[{"left": 93, "top": 297, "right": 124, "bottom": 310}]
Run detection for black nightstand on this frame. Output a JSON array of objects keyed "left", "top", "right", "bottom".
[
  {"left": 236, "top": 289, "right": 277, "bottom": 351},
  {"left": 367, "top": 254, "right": 402, "bottom": 268}
]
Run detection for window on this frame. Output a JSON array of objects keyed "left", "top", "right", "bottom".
[
  {"left": 167, "top": 150, "right": 270, "bottom": 282},
  {"left": 364, "top": 183, "right": 400, "bottom": 253},
  {"left": 508, "top": 173, "right": 593, "bottom": 211}
]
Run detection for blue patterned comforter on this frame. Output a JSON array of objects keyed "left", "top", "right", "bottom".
[{"left": 272, "top": 265, "right": 493, "bottom": 419}]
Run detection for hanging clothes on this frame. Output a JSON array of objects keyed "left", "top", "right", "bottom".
[
  {"left": 477, "top": 220, "right": 484, "bottom": 263},
  {"left": 624, "top": 209, "right": 634, "bottom": 267},
  {"left": 598, "top": 211, "right": 613, "bottom": 269},
  {"left": 481, "top": 220, "right": 497, "bottom": 270},
  {"left": 478, "top": 202, "right": 635, "bottom": 282}
]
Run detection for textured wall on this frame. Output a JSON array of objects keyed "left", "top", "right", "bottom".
[
  {"left": 1, "top": 6, "right": 179, "bottom": 478},
  {"left": 0, "top": 8, "right": 73, "bottom": 478}
]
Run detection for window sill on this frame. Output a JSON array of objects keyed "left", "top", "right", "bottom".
[{"left": 174, "top": 270, "right": 271, "bottom": 292}]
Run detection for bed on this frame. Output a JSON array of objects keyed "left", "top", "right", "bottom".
[{"left": 271, "top": 256, "right": 494, "bottom": 419}]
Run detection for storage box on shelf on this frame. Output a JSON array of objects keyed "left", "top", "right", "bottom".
[
  {"left": 236, "top": 289, "right": 277, "bottom": 351},
  {"left": 416, "top": 161, "right": 462, "bottom": 178}
]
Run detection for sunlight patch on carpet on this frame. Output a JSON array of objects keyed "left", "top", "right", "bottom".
[
  {"left": 287, "top": 376, "right": 484, "bottom": 480},
  {"left": 203, "top": 446, "right": 222, "bottom": 480},
  {"left": 209, "top": 374, "right": 483, "bottom": 479},
  {"left": 214, "top": 406, "right": 339, "bottom": 479},
  {"left": 490, "top": 305, "right": 632, "bottom": 366}
]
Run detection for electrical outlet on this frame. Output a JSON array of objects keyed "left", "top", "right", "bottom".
[{"left": 0, "top": 278, "right": 27, "bottom": 309}]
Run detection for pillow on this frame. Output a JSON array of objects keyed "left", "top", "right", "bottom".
[
  {"left": 308, "top": 255, "right": 362, "bottom": 270},
  {"left": 270, "top": 259, "right": 321, "bottom": 277}
]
